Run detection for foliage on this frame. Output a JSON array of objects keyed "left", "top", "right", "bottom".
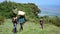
[
  {"left": 52, "top": 16, "right": 60, "bottom": 26},
  {"left": 40, "top": 16, "right": 60, "bottom": 26},
  {"left": 0, "top": 1, "right": 41, "bottom": 23},
  {"left": 0, "top": 16, "right": 5, "bottom": 25},
  {"left": 0, "top": 19, "right": 60, "bottom": 34}
]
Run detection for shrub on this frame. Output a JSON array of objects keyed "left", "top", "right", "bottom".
[
  {"left": 52, "top": 16, "right": 60, "bottom": 27},
  {"left": 0, "top": 16, "right": 5, "bottom": 25},
  {"left": 41, "top": 16, "right": 60, "bottom": 27}
]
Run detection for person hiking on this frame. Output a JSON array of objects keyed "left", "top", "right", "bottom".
[
  {"left": 40, "top": 17, "right": 44, "bottom": 29},
  {"left": 12, "top": 15, "right": 18, "bottom": 33},
  {"left": 18, "top": 10, "right": 26, "bottom": 31}
]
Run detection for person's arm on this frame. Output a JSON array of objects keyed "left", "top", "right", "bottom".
[
  {"left": 24, "top": 16, "right": 27, "bottom": 21},
  {"left": 17, "top": 17, "right": 19, "bottom": 23}
]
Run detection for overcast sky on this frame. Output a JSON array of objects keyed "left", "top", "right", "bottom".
[{"left": 0, "top": 0, "right": 60, "bottom": 6}]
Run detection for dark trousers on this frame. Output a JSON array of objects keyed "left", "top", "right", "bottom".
[
  {"left": 20, "top": 23, "right": 23, "bottom": 30},
  {"left": 40, "top": 24, "right": 43, "bottom": 29},
  {"left": 40, "top": 23, "right": 43, "bottom": 29},
  {"left": 13, "top": 23, "right": 17, "bottom": 33}
]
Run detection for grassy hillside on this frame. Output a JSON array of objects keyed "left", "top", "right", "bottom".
[
  {"left": 0, "top": 1, "right": 41, "bottom": 24},
  {"left": 0, "top": 19, "right": 60, "bottom": 34},
  {"left": 0, "top": 1, "right": 40, "bottom": 18},
  {"left": 0, "top": 1, "right": 60, "bottom": 34}
]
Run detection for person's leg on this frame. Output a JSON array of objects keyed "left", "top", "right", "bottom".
[
  {"left": 41, "top": 24, "right": 43, "bottom": 29},
  {"left": 14, "top": 23, "right": 17, "bottom": 33},
  {"left": 21, "top": 23, "right": 23, "bottom": 30},
  {"left": 40, "top": 22, "right": 43, "bottom": 29},
  {"left": 20, "top": 23, "right": 23, "bottom": 31}
]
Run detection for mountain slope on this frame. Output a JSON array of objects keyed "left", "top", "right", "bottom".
[{"left": 0, "top": 19, "right": 60, "bottom": 34}]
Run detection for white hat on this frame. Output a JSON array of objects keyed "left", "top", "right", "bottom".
[{"left": 18, "top": 10, "right": 25, "bottom": 15}]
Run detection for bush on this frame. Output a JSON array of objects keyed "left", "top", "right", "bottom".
[
  {"left": 52, "top": 16, "right": 60, "bottom": 27},
  {"left": 40, "top": 16, "right": 60, "bottom": 27},
  {"left": 0, "top": 16, "right": 5, "bottom": 25}
]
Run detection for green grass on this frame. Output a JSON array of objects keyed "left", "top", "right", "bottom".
[{"left": 0, "top": 19, "right": 60, "bottom": 34}]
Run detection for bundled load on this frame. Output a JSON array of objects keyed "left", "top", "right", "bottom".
[
  {"left": 18, "top": 10, "right": 25, "bottom": 15},
  {"left": 12, "top": 8, "right": 18, "bottom": 14}
]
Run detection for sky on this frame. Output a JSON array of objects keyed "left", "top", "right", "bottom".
[{"left": 0, "top": 0, "right": 60, "bottom": 6}]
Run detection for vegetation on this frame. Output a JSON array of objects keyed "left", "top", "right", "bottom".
[
  {"left": 0, "top": 1, "right": 60, "bottom": 26},
  {"left": 40, "top": 16, "right": 60, "bottom": 27},
  {"left": 0, "top": 19, "right": 60, "bottom": 34},
  {"left": 0, "top": 1, "right": 41, "bottom": 24},
  {"left": 0, "top": 16, "right": 5, "bottom": 25},
  {"left": 0, "top": 1, "right": 60, "bottom": 34},
  {"left": 0, "top": 1, "right": 40, "bottom": 18}
]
